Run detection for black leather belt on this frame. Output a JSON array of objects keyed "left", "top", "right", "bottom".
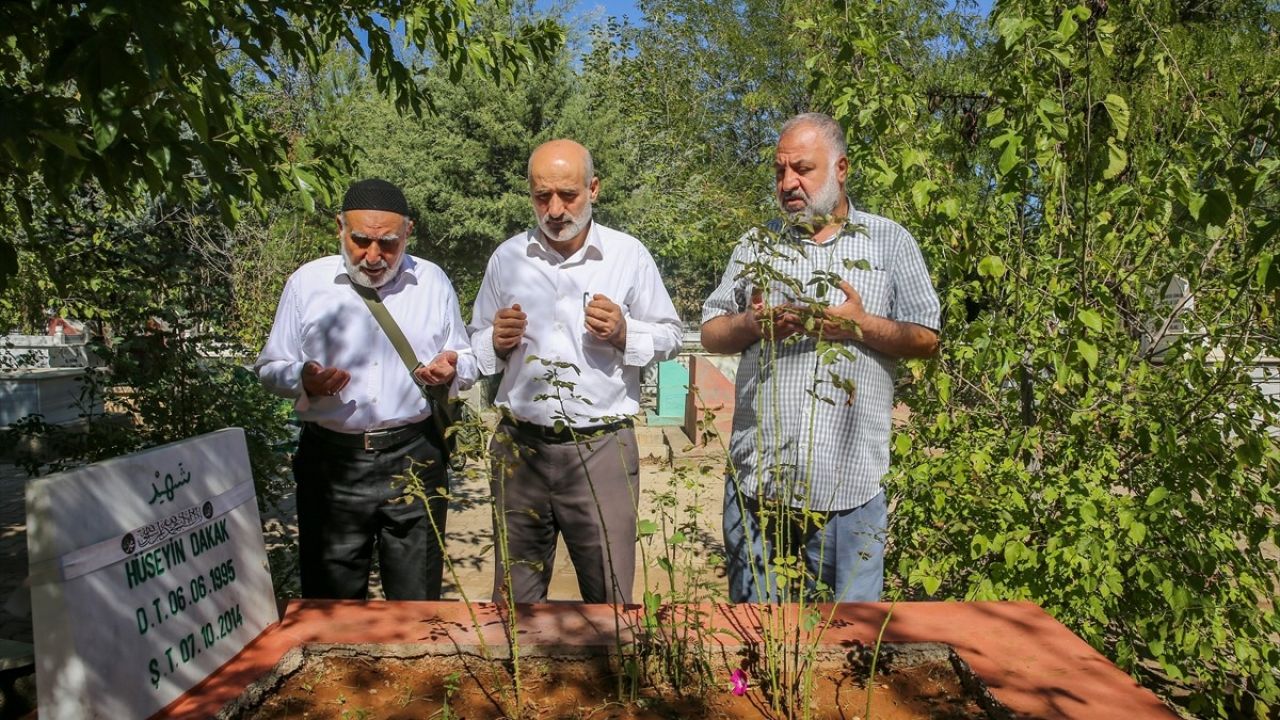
[
  {"left": 304, "top": 420, "right": 431, "bottom": 451},
  {"left": 501, "top": 416, "right": 634, "bottom": 444}
]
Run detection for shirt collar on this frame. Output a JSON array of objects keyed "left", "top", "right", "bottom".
[{"left": 526, "top": 222, "right": 604, "bottom": 266}]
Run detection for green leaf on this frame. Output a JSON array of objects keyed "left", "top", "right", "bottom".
[
  {"left": 1146, "top": 487, "right": 1168, "bottom": 507},
  {"left": 1045, "top": 47, "right": 1073, "bottom": 68},
  {"left": 985, "top": 105, "right": 1005, "bottom": 128},
  {"left": 996, "top": 16, "right": 1032, "bottom": 47},
  {"left": 901, "top": 147, "right": 929, "bottom": 168},
  {"left": 970, "top": 534, "right": 989, "bottom": 558},
  {"left": 1198, "top": 189, "right": 1232, "bottom": 228},
  {"left": 1037, "top": 97, "right": 1064, "bottom": 116},
  {"left": 978, "top": 255, "right": 1007, "bottom": 279},
  {"left": 921, "top": 575, "right": 941, "bottom": 595},
  {"left": 37, "top": 130, "right": 86, "bottom": 160},
  {"left": 1056, "top": 10, "right": 1079, "bottom": 40},
  {"left": 911, "top": 178, "right": 938, "bottom": 210},
  {"left": 1103, "top": 94, "right": 1131, "bottom": 141},
  {"left": 1258, "top": 253, "right": 1277, "bottom": 290},
  {"left": 997, "top": 132, "right": 1023, "bottom": 174},
  {"left": 1004, "top": 541, "right": 1023, "bottom": 566},
  {"left": 801, "top": 609, "right": 821, "bottom": 632},
  {"left": 938, "top": 197, "right": 961, "bottom": 219},
  {"left": 1128, "top": 521, "right": 1147, "bottom": 545},
  {"left": 1077, "top": 339, "right": 1098, "bottom": 370},
  {"left": 1103, "top": 138, "right": 1127, "bottom": 180},
  {"left": 637, "top": 519, "right": 659, "bottom": 537},
  {"left": 894, "top": 432, "right": 910, "bottom": 455},
  {"left": 1078, "top": 309, "right": 1102, "bottom": 332},
  {"left": 91, "top": 117, "right": 120, "bottom": 151},
  {"left": 146, "top": 145, "right": 171, "bottom": 175}
]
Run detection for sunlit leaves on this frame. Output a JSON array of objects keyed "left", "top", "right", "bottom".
[
  {"left": 977, "top": 255, "right": 1007, "bottom": 279},
  {"left": 1077, "top": 309, "right": 1103, "bottom": 332},
  {"left": 1103, "top": 94, "right": 1131, "bottom": 141},
  {"left": 1103, "top": 138, "right": 1128, "bottom": 180},
  {"left": 0, "top": 0, "right": 564, "bottom": 289},
  {"left": 802, "top": 0, "right": 1280, "bottom": 716}
]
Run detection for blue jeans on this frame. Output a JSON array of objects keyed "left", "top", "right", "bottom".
[{"left": 723, "top": 477, "right": 887, "bottom": 603}]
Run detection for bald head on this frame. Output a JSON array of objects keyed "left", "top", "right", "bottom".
[
  {"left": 528, "top": 139, "right": 595, "bottom": 186},
  {"left": 528, "top": 139, "right": 600, "bottom": 253}
]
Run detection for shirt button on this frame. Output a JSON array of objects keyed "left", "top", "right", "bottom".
[
  {"left": 554, "top": 322, "right": 564, "bottom": 331},
  {"left": 372, "top": 398, "right": 378, "bottom": 404}
]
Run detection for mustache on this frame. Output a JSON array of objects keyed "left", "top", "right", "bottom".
[
  {"left": 782, "top": 189, "right": 809, "bottom": 201},
  {"left": 359, "top": 259, "right": 389, "bottom": 270}
]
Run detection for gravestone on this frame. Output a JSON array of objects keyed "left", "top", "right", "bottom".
[
  {"left": 26, "top": 428, "right": 276, "bottom": 719},
  {"left": 648, "top": 359, "right": 689, "bottom": 427}
]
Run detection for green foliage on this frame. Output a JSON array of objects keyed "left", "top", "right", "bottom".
[
  {"left": 0, "top": 0, "right": 563, "bottom": 290},
  {"left": 332, "top": 14, "right": 580, "bottom": 303},
  {"left": 1, "top": 196, "right": 297, "bottom": 496},
  {"left": 572, "top": 3, "right": 814, "bottom": 315},
  {"left": 4, "top": 1, "right": 1278, "bottom": 715},
  {"left": 803, "top": 0, "right": 1280, "bottom": 715},
  {"left": 635, "top": 463, "right": 722, "bottom": 697}
]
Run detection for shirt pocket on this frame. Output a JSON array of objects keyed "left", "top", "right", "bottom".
[{"left": 844, "top": 268, "right": 891, "bottom": 318}]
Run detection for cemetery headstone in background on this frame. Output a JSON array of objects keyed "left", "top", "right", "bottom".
[{"left": 25, "top": 428, "right": 277, "bottom": 719}]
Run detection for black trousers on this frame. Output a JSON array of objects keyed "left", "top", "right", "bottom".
[{"left": 293, "top": 427, "right": 448, "bottom": 600}]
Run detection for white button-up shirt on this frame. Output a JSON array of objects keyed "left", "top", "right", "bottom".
[
  {"left": 469, "top": 222, "right": 682, "bottom": 427},
  {"left": 255, "top": 254, "right": 477, "bottom": 433}
]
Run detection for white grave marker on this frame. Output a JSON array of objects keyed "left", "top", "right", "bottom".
[{"left": 26, "top": 428, "right": 277, "bottom": 719}]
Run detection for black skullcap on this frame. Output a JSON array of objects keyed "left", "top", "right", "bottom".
[{"left": 341, "top": 178, "right": 410, "bottom": 216}]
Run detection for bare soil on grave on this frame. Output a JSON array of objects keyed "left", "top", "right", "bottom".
[{"left": 240, "top": 646, "right": 997, "bottom": 720}]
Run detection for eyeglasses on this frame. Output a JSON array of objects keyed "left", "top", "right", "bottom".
[{"left": 346, "top": 231, "right": 403, "bottom": 252}]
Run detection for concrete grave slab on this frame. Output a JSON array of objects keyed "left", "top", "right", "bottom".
[{"left": 159, "top": 599, "right": 1176, "bottom": 720}]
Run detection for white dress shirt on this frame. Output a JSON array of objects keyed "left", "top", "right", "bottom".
[
  {"left": 469, "top": 222, "right": 682, "bottom": 427},
  {"left": 255, "top": 254, "right": 477, "bottom": 433}
]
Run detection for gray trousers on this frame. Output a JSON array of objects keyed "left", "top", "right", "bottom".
[{"left": 489, "top": 424, "right": 640, "bottom": 604}]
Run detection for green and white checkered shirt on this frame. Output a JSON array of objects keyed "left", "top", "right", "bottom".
[{"left": 701, "top": 209, "right": 941, "bottom": 511}]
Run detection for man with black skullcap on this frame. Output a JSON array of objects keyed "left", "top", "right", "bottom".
[{"left": 256, "top": 178, "right": 476, "bottom": 600}]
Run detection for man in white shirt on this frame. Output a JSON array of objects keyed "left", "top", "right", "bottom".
[
  {"left": 469, "top": 140, "right": 682, "bottom": 604},
  {"left": 256, "top": 178, "right": 477, "bottom": 600}
]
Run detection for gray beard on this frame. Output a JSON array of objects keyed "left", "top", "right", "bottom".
[
  {"left": 785, "top": 174, "right": 843, "bottom": 226},
  {"left": 341, "top": 244, "right": 402, "bottom": 289},
  {"left": 538, "top": 203, "right": 593, "bottom": 245}
]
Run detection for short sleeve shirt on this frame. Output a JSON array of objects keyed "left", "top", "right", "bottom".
[{"left": 701, "top": 209, "right": 940, "bottom": 511}]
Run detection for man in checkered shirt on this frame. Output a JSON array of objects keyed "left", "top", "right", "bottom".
[{"left": 701, "top": 113, "right": 941, "bottom": 602}]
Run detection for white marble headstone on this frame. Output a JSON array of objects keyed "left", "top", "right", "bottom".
[{"left": 26, "top": 428, "right": 277, "bottom": 719}]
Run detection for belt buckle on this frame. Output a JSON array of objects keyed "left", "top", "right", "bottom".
[{"left": 363, "top": 428, "right": 391, "bottom": 451}]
